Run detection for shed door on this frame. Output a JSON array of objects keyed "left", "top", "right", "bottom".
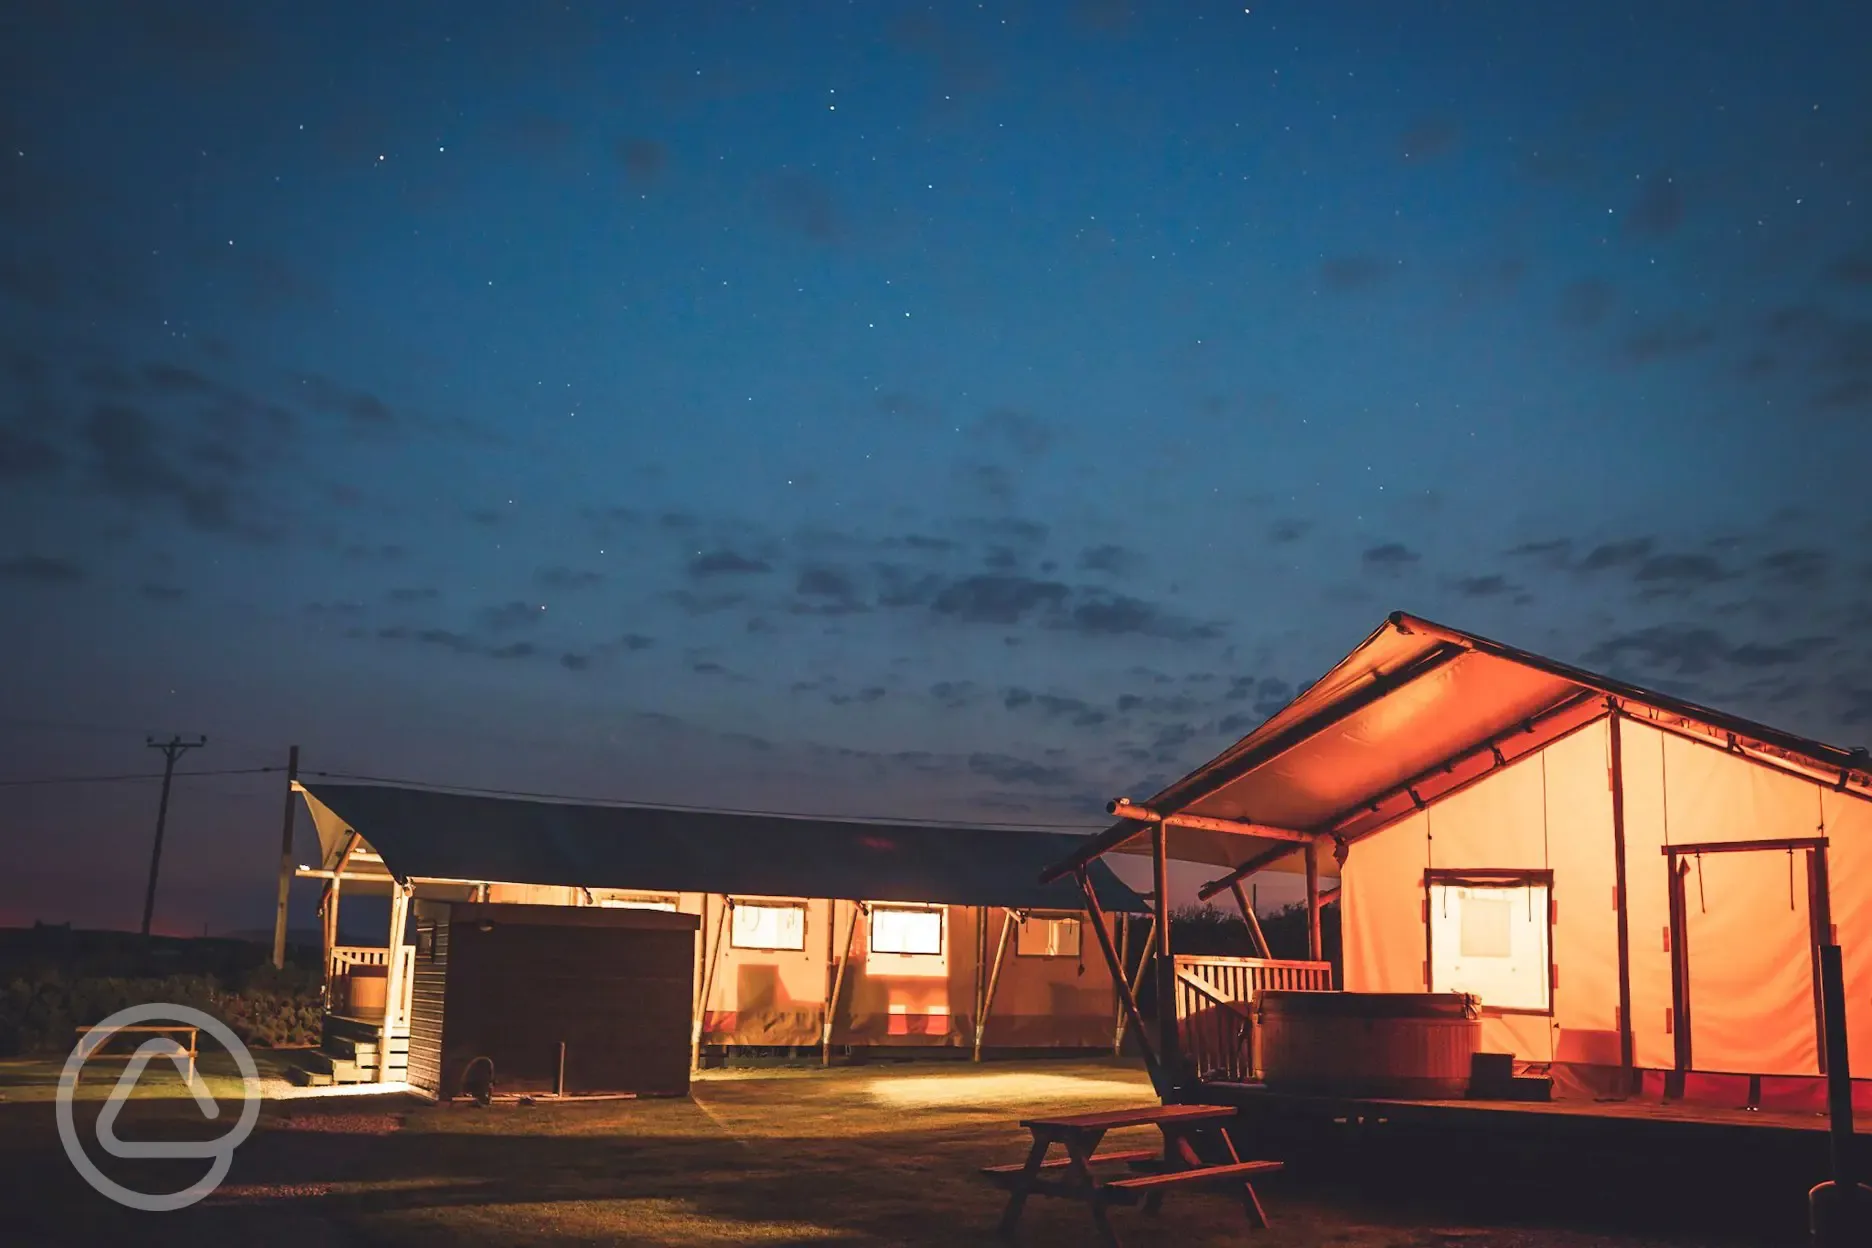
[{"left": 1677, "top": 847, "right": 1821, "bottom": 1077}]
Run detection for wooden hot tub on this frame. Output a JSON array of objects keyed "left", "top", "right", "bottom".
[{"left": 1256, "top": 991, "right": 1481, "bottom": 1099}]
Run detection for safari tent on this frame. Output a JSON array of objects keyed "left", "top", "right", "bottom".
[
  {"left": 1047, "top": 611, "right": 1872, "bottom": 1109},
  {"left": 288, "top": 782, "right": 1148, "bottom": 1090}
]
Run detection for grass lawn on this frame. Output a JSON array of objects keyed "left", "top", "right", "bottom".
[{"left": 0, "top": 1056, "right": 1775, "bottom": 1246}]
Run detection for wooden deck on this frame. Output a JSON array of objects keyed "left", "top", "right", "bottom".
[{"left": 1197, "top": 1080, "right": 1872, "bottom": 1137}]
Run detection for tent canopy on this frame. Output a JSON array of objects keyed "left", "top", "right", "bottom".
[
  {"left": 299, "top": 781, "right": 1148, "bottom": 913},
  {"left": 1048, "top": 611, "right": 1871, "bottom": 882}
]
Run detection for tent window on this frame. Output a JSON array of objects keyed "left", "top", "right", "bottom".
[
  {"left": 731, "top": 902, "right": 807, "bottom": 951},
  {"left": 1428, "top": 878, "right": 1552, "bottom": 1013},
  {"left": 870, "top": 906, "right": 944, "bottom": 956},
  {"left": 594, "top": 892, "right": 679, "bottom": 912},
  {"left": 1016, "top": 915, "right": 1082, "bottom": 958}
]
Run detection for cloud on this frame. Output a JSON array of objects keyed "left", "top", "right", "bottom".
[
  {"left": 0, "top": 426, "right": 63, "bottom": 482},
  {"left": 1633, "top": 552, "right": 1731, "bottom": 588},
  {"left": 82, "top": 403, "right": 240, "bottom": 533},
  {"left": 929, "top": 680, "right": 978, "bottom": 708},
  {"left": 1059, "top": 592, "right": 1220, "bottom": 641},
  {"left": 1454, "top": 574, "right": 1514, "bottom": 597},
  {"left": 972, "top": 407, "right": 1052, "bottom": 457},
  {"left": 560, "top": 652, "right": 591, "bottom": 671},
  {"left": 1399, "top": 119, "right": 1460, "bottom": 162},
  {"left": 536, "top": 566, "right": 604, "bottom": 591},
  {"left": 1269, "top": 518, "right": 1311, "bottom": 544},
  {"left": 768, "top": 170, "right": 840, "bottom": 242},
  {"left": 967, "top": 752, "right": 1076, "bottom": 787},
  {"left": 614, "top": 137, "right": 667, "bottom": 181},
  {"left": 139, "top": 582, "right": 186, "bottom": 602},
  {"left": 378, "top": 626, "right": 478, "bottom": 654},
  {"left": 292, "top": 374, "right": 393, "bottom": 427},
  {"left": 1760, "top": 548, "right": 1827, "bottom": 587},
  {"left": 0, "top": 554, "right": 83, "bottom": 584},
  {"left": 930, "top": 574, "right": 1069, "bottom": 625},
  {"left": 1622, "top": 319, "right": 1715, "bottom": 363},
  {"left": 1557, "top": 279, "right": 1614, "bottom": 329},
  {"left": 1577, "top": 538, "right": 1655, "bottom": 571},
  {"left": 1079, "top": 543, "right": 1143, "bottom": 576},
  {"left": 953, "top": 460, "right": 1017, "bottom": 505},
  {"left": 1829, "top": 251, "right": 1872, "bottom": 287},
  {"left": 1001, "top": 686, "right": 1107, "bottom": 727},
  {"left": 1361, "top": 542, "right": 1420, "bottom": 572},
  {"left": 1582, "top": 625, "right": 1745, "bottom": 678},
  {"left": 688, "top": 549, "right": 772, "bottom": 577},
  {"left": 1625, "top": 175, "right": 1683, "bottom": 237},
  {"left": 488, "top": 641, "right": 536, "bottom": 661},
  {"left": 1319, "top": 256, "right": 1392, "bottom": 292},
  {"left": 480, "top": 600, "right": 545, "bottom": 631},
  {"left": 387, "top": 586, "right": 441, "bottom": 604}
]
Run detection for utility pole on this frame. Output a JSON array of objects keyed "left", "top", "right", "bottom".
[
  {"left": 270, "top": 745, "right": 301, "bottom": 969},
  {"left": 141, "top": 735, "right": 206, "bottom": 938}
]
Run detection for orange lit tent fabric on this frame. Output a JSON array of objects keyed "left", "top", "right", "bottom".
[{"left": 1043, "top": 611, "right": 1872, "bottom": 1097}]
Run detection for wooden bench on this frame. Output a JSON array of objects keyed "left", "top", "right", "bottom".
[
  {"left": 72, "top": 1024, "right": 200, "bottom": 1086},
  {"left": 984, "top": 1103, "right": 1282, "bottom": 1245}
]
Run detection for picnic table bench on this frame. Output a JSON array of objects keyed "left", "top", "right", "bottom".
[
  {"left": 980, "top": 1103, "right": 1281, "bottom": 1245},
  {"left": 72, "top": 1023, "right": 199, "bottom": 1085}
]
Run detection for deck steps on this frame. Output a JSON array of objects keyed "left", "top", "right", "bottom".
[{"left": 289, "top": 1013, "right": 411, "bottom": 1085}]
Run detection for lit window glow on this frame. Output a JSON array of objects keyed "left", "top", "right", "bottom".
[
  {"left": 1428, "top": 880, "right": 1552, "bottom": 1012},
  {"left": 869, "top": 906, "right": 943, "bottom": 956},
  {"left": 1016, "top": 915, "right": 1082, "bottom": 958},
  {"left": 731, "top": 902, "right": 807, "bottom": 951}
]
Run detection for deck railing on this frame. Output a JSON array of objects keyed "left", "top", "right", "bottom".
[{"left": 1173, "top": 954, "right": 1334, "bottom": 1082}]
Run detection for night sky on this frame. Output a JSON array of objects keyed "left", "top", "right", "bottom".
[{"left": 4, "top": 2, "right": 1870, "bottom": 936}]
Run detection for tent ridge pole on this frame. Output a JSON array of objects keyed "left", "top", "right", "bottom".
[
  {"left": 1608, "top": 703, "right": 1636, "bottom": 1082},
  {"left": 974, "top": 909, "right": 1017, "bottom": 1061}
]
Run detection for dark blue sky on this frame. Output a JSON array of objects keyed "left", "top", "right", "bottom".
[{"left": 4, "top": 2, "right": 1870, "bottom": 934}]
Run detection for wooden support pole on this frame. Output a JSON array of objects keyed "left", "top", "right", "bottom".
[
  {"left": 1195, "top": 841, "right": 1308, "bottom": 902},
  {"left": 823, "top": 900, "right": 863, "bottom": 1066},
  {"left": 1151, "top": 821, "right": 1180, "bottom": 1077},
  {"left": 1304, "top": 840, "right": 1322, "bottom": 962},
  {"left": 1107, "top": 799, "right": 1319, "bottom": 844},
  {"left": 1229, "top": 880, "right": 1272, "bottom": 959},
  {"left": 270, "top": 746, "right": 301, "bottom": 970},
  {"left": 1111, "top": 914, "right": 1130, "bottom": 1056},
  {"left": 1114, "top": 915, "right": 1157, "bottom": 1056},
  {"left": 974, "top": 908, "right": 1017, "bottom": 1061},
  {"left": 377, "top": 882, "right": 411, "bottom": 1083},
  {"left": 1077, "top": 869, "right": 1155, "bottom": 1071},
  {"left": 1608, "top": 706, "right": 1636, "bottom": 1080},
  {"left": 691, "top": 896, "right": 730, "bottom": 1072}
]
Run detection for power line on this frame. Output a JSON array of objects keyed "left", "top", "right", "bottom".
[
  {"left": 299, "top": 768, "right": 1111, "bottom": 832},
  {"left": 0, "top": 766, "right": 280, "bottom": 789}
]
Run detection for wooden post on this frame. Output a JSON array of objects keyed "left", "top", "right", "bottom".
[
  {"left": 1229, "top": 880, "right": 1272, "bottom": 959},
  {"left": 823, "top": 900, "right": 862, "bottom": 1066},
  {"left": 1304, "top": 839, "right": 1322, "bottom": 962},
  {"left": 974, "top": 909, "right": 1017, "bottom": 1061},
  {"left": 1665, "top": 854, "right": 1691, "bottom": 1097},
  {"left": 1150, "top": 822, "right": 1180, "bottom": 1078},
  {"left": 1112, "top": 914, "right": 1129, "bottom": 1056},
  {"left": 270, "top": 747, "right": 301, "bottom": 969},
  {"left": 377, "top": 882, "right": 411, "bottom": 1083},
  {"left": 1078, "top": 869, "right": 1155, "bottom": 1071},
  {"left": 691, "top": 896, "right": 729, "bottom": 1072},
  {"left": 1115, "top": 915, "right": 1157, "bottom": 1055},
  {"left": 1608, "top": 706, "right": 1636, "bottom": 1081}
]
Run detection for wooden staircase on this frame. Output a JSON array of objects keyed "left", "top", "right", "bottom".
[{"left": 287, "top": 1014, "right": 410, "bottom": 1087}]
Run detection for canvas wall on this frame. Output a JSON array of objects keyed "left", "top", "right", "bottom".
[{"left": 1343, "top": 711, "right": 1872, "bottom": 1087}]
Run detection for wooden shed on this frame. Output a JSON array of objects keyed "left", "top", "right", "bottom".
[{"left": 408, "top": 901, "right": 699, "bottom": 1100}]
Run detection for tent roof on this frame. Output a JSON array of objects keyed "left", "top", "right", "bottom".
[
  {"left": 299, "top": 782, "right": 1148, "bottom": 913},
  {"left": 1051, "top": 611, "right": 1872, "bottom": 881}
]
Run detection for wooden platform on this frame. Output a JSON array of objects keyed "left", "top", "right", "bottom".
[{"left": 1196, "top": 1080, "right": 1872, "bottom": 1138}]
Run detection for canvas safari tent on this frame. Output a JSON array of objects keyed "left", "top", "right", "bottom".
[
  {"left": 1047, "top": 611, "right": 1872, "bottom": 1109},
  {"left": 288, "top": 782, "right": 1148, "bottom": 1090}
]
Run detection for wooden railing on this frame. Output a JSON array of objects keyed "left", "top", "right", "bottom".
[{"left": 1173, "top": 954, "right": 1334, "bottom": 1083}]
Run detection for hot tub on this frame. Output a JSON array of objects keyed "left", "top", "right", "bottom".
[{"left": 1256, "top": 991, "right": 1481, "bottom": 1099}]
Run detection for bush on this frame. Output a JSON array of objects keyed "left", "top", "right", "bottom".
[{"left": 0, "top": 964, "right": 323, "bottom": 1056}]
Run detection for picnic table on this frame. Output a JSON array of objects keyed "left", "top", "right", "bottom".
[
  {"left": 980, "top": 1102, "right": 1281, "bottom": 1245},
  {"left": 72, "top": 1023, "right": 199, "bottom": 1085}
]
